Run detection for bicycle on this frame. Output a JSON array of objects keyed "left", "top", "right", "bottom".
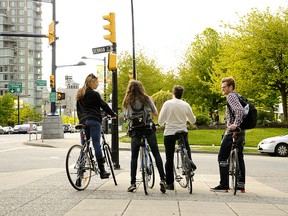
[
  {"left": 137, "top": 127, "right": 155, "bottom": 195},
  {"left": 65, "top": 117, "right": 117, "bottom": 191},
  {"left": 173, "top": 130, "right": 194, "bottom": 194},
  {"left": 228, "top": 129, "right": 243, "bottom": 195}
]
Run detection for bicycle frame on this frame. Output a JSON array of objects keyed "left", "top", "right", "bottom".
[
  {"left": 66, "top": 118, "right": 117, "bottom": 191},
  {"left": 138, "top": 131, "right": 155, "bottom": 195},
  {"left": 174, "top": 131, "right": 194, "bottom": 194},
  {"left": 229, "top": 132, "right": 241, "bottom": 195}
]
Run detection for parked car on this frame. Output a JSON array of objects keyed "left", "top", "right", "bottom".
[
  {"left": 257, "top": 133, "right": 288, "bottom": 157},
  {"left": 3, "top": 126, "right": 13, "bottom": 134},
  {"left": 63, "top": 124, "right": 74, "bottom": 133},
  {"left": 0, "top": 126, "right": 4, "bottom": 134},
  {"left": 13, "top": 124, "right": 37, "bottom": 134}
]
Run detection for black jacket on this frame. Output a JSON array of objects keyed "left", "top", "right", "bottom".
[{"left": 76, "top": 87, "right": 116, "bottom": 124}]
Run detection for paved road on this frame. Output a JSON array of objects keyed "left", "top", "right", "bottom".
[{"left": 0, "top": 134, "right": 287, "bottom": 216}]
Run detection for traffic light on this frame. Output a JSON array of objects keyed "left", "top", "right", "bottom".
[
  {"left": 47, "top": 21, "right": 55, "bottom": 45},
  {"left": 57, "top": 92, "right": 65, "bottom": 100},
  {"left": 102, "top": 12, "right": 116, "bottom": 43},
  {"left": 50, "top": 75, "right": 55, "bottom": 88},
  {"left": 108, "top": 52, "right": 117, "bottom": 71}
]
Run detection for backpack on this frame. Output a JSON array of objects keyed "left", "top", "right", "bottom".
[
  {"left": 227, "top": 94, "right": 258, "bottom": 130},
  {"left": 129, "top": 104, "right": 151, "bottom": 129}
]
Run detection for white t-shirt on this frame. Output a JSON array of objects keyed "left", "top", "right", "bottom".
[{"left": 158, "top": 98, "right": 196, "bottom": 136}]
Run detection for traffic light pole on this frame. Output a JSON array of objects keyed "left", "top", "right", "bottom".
[
  {"left": 102, "top": 12, "right": 120, "bottom": 169},
  {"left": 50, "top": 0, "right": 57, "bottom": 115},
  {"left": 111, "top": 42, "right": 120, "bottom": 169}
]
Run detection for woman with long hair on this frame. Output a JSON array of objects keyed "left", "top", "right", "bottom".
[
  {"left": 76, "top": 73, "right": 116, "bottom": 181},
  {"left": 123, "top": 80, "right": 166, "bottom": 193}
]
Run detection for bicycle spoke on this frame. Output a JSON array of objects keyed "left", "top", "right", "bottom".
[{"left": 65, "top": 145, "right": 92, "bottom": 191}]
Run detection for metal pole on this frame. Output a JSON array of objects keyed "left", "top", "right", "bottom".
[
  {"left": 51, "top": 0, "right": 57, "bottom": 115},
  {"left": 103, "top": 57, "right": 107, "bottom": 102},
  {"left": 131, "top": 0, "right": 136, "bottom": 79},
  {"left": 111, "top": 41, "right": 120, "bottom": 169},
  {"left": 18, "top": 95, "right": 20, "bottom": 125}
]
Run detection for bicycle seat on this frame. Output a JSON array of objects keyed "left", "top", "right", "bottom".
[{"left": 75, "top": 124, "right": 86, "bottom": 130}]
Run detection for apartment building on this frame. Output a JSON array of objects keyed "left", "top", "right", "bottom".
[{"left": 0, "top": 0, "right": 43, "bottom": 110}]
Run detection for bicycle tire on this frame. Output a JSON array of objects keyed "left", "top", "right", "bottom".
[
  {"left": 234, "top": 150, "right": 239, "bottom": 195},
  {"left": 183, "top": 150, "right": 193, "bottom": 194},
  {"left": 147, "top": 153, "right": 155, "bottom": 189},
  {"left": 229, "top": 149, "right": 236, "bottom": 193},
  {"left": 104, "top": 144, "right": 117, "bottom": 186},
  {"left": 141, "top": 147, "right": 148, "bottom": 195},
  {"left": 174, "top": 149, "right": 188, "bottom": 188},
  {"left": 66, "top": 144, "right": 92, "bottom": 191}
]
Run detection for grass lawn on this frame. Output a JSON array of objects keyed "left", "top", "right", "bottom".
[{"left": 121, "top": 128, "right": 288, "bottom": 150}]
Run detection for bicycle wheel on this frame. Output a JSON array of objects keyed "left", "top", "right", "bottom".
[
  {"left": 103, "top": 144, "right": 117, "bottom": 186},
  {"left": 174, "top": 149, "right": 188, "bottom": 188},
  {"left": 66, "top": 145, "right": 92, "bottom": 191},
  {"left": 229, "top": 149, "right": 237, "bottom": 194},
  {"left": 147, "top": 152, "right": 155, "bottom": 189},
  {"left": 141, "top": 147, "right": 149, "bottom": 195},
  {"left": 182, "top": 150, "right": 193, "bottom": 194},
  {"left": 234, "top": 150, "right": 240, "bottom": 195}
]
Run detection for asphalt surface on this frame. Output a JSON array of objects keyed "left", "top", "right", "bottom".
[{"left": 0, "top": 134, "right": 288, "bottom": 216}]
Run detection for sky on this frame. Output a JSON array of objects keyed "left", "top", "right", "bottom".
[{"left": 41, "top": 0, "right": 288, "bottom": 89}]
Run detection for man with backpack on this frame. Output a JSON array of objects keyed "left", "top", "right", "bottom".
[{"left": 210, "top": 77, "right": 246, "bottom": 193}]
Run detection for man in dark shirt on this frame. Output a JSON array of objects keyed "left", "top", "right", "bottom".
[{"left": 210, "top": 77, "right": 246, "bottom": 193}]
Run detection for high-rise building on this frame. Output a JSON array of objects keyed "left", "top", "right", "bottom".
[{"left": 0, "top": 0, "right": 43, "bottom": 110}]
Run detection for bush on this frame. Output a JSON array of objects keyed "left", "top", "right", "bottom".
[
  {"left": 257, "top": 110, "right": 274, "bottom": 125},
  {"left": 195, "top": 114, "right": 210, "bottom": 126}
]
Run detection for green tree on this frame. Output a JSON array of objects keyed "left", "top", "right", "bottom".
[
  {"left": 211, "top": 8, "right": 288, "bottom": 122},
  {"left": 179, "top": 28, "right": 224, "bottom": 113},
  {"left": 0, "top": 93, "right": 16, "bottom": 126},
  {"left": 116, "top": 50, "right": 166, "bottom": 109}
]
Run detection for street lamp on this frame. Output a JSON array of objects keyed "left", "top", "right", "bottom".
[
  {"left": 56, "top": 61, "right": 86, "bottom": 68},
  {"left": 81, "top": 56, "right": 107, "bottom": 101},
  {"left": 131, "top": 0, "right": 136, "bottom": 79}
]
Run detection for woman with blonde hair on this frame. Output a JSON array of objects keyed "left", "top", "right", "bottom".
[
  {"left": 76, "top": 73, "right": 116, "bottom": 182},
  {"left": 123, "top": 80, "right": 166, "bottom": 193}
]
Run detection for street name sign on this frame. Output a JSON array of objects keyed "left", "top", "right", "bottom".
[
  {"left": 8, "top": 82, "right": 22, "bottom": 93},
  {"left": 92, "top": 45, "right": 111, "bottom": 54},
  {"left": 37, "top": 80, "right": 47, "bottom": 90}
]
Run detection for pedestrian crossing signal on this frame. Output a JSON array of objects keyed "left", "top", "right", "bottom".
[{"left": 57, "top": 92, "right": 65, "bottom": 100}]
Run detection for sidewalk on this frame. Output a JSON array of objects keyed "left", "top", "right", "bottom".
[{"left": 22, "top": 135, "right": 288, "bottom": 216}]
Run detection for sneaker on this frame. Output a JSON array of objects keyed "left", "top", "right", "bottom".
[
  {"left": 237, "top": 182, "right": 245, "bottom": 193},
  {"left": 127, "top": 184, "right": 136, "bottom": 192},
  {"left": 210, "top": 185, "right": 229, "bottom": 192},
  {"left": 75, "top": 178, "right": 81, "bottom": 187},
  {"left": 166, "top": 183, "right": 174, "bottom": 190},
  {"left": 160, "top": 180, "right": 166, "bottom": 193}
]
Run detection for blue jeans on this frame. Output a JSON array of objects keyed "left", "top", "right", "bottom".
[
  {"left": 130, "top": 131, "right": 165, "bottom": 184},
  {"left": 80, "top": 119, "right": 103, "bottom": 160}
]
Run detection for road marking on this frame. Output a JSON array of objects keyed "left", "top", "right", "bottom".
[{"left": 0, "top": 146, "right": 33, "bottom": 153}]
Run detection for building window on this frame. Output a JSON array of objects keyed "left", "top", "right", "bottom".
[
  {"left": 18, "top": 9, "right": 24, "bottom": 16},
  {"left": 18, "top": 1, "right": 25, "bottom": 7},
  {"left": 10, "top": 1, "right": 16, "bottom": 7}
]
